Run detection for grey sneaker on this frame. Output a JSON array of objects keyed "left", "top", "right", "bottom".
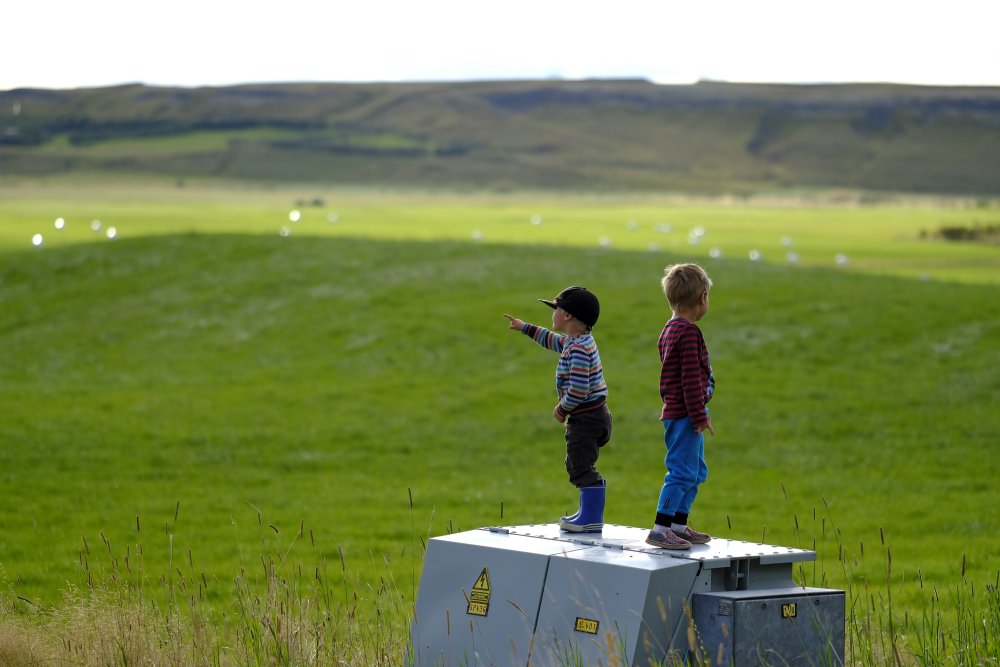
[
  {"left": 645, "top": 529, "right": 691, "bottom": 550},
  {"left": 672, "top": 525, "right": 711, "bottom": 544}
]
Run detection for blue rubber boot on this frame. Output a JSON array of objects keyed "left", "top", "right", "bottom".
[
  {"left": 560, "top": 499, "right": 582, "bottom": 525},
  {"left": 559, "top": 483, "right": 605, "bottom": 533},
  {"left": 559, "top": 482, "right": 599, "bottom": 525}
]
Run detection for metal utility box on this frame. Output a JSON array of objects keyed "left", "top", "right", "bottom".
[
  {"left": 410, "top": 528, "right": 586, "bottom": 666},
  {"left": 410, "top": 524, "right": 844, "bottom": 667},
  {"left": 691, "top": 589, "right": 846, "bottom": 666},
  {"left": 531, "top": 538, "right": 700, "bottom": 666}
]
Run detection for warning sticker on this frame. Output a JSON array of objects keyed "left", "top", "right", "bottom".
[
  {"left": 575, "top": 617, "right": 599, "bottom": 634},
  {"left": 466, "top": 568, "right": 491, "bottom": 617},
  {"left": 781, "top": 603, "right": 797, "bottom": 619}
]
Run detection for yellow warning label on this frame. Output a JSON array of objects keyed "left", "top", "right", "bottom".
[
  {"left": 473, "top": 569, "right": 490, "bottom": 592},
  {"left": 781, "top": 603, "right": 797, "bottom": 619},
  {"left": 466, "top": 568, "right": 491, "bottom": 617},
  {"left": 467, "top": 601, "right": 489, "bottom": 616},
  {"left": 575, "top": 617, "right": 599, "bottom": 634}
]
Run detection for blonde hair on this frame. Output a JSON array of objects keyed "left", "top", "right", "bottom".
[{"left": 661, "top": 263, "right": 712, "bottom": 309}]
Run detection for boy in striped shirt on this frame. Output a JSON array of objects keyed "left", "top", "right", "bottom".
[
  {"left": 645, "top": 264, "right": 716, "bottom": 551},
  {"left": 504, "top": 286, "right": 612, "bottom": 533}
]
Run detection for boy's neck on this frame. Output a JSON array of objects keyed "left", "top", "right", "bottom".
[
  {"left": 671, "top": 307, "right": 700, "bottom": 323},
  {"left": 563, "top": 322, "right": 590, "bottom": 337}
]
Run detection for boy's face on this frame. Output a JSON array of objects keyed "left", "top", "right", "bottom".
[
  {"left": 696, "top": 290, "right": 710, "bottom": 320},
  {"left": 551, "top": 307, "right": 572, "bottom": 332}
]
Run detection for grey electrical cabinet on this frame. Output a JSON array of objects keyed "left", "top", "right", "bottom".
[
  {"left": 408, "top": 527, "right": 581, "bottom": 665},
  {"left": 691, "top": 589, "right": 846, "bottom": 666},
  {"left": 410, "top": 524, "right": 844, "bottom": 667}
]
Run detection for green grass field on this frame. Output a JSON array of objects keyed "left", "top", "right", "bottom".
[
  {"left": 3, "top": 180, "right": 998, "bottom": 282},
  {"left": 1, "top": 183, "right": 998, "bottom": 663}
]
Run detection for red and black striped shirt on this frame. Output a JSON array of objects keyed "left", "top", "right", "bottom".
[{"left": 659, "top": 317, "right": 714, "bottom": 427}]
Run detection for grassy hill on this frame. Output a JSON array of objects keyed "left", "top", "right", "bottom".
[
  {"left": 0, "top": 189, "right": 997, "bottom": 662},
  {"left": 3, "top": 80, "right": 1000, "bottom": 195},
  {"left": 1, "top": 197, "right": 997, "bottom": 606}
]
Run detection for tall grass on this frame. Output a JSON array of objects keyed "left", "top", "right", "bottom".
[
  {"left": 2, "top": 495, "right": 997, "bottom": 666},
  {"left": 0, "top": 505, "right": 415, "bottom": 667},
  {"left": 779, "top": 491, "right": 1000, "bottom": 667}
]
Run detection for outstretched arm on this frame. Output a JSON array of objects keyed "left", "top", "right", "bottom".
[{"left": 503, "top": 314, "right": 565, "bottom": 352}]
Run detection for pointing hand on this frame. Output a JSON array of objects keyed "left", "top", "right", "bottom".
[{"left": 503, "top": 314, "right": 525, "bottom": 330}]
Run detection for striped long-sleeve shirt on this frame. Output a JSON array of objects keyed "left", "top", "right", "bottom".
[
  {"left": 659, "top": 317, "right": 714, "bottom": 427},
  {"left": 522, "top": 323, "right": 608, "bottom": 418}
]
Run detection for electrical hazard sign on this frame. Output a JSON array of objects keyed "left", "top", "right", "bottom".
[{"left": 466, "top": 568, "right": 491, "bottom": 616}]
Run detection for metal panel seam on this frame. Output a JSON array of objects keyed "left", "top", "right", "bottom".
[
  {"left": 668, "top": 560, "right": 704, "bottom": 656},
  {"left": 523, "top": 554, "right": 554, "bottom": 667}
]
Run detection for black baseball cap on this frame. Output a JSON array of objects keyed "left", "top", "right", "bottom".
[{"left": 539, "top": 285, "right": 600, "bottom": 327}]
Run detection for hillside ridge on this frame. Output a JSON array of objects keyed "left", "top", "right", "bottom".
[{"left": 2, "top": 80, "right": 999, "bottom": 194}]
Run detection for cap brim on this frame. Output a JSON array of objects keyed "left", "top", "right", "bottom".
[{"left": 538, "top": 299, "right": 558, "bottom": 309}]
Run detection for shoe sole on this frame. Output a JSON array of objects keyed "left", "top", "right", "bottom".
[
  {"left": 559, "top": 521, "right": 603, "bottom": 532},
  {"left": 644, "top": 537, "right": 691, "bottom": 550}
]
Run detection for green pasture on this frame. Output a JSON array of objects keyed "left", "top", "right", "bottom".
[
  {"left": 1, "top": 184, "right": 998, "bottom": 628},
  {"left": 2, "top": 182, "right": 998, "bottom": 284}
]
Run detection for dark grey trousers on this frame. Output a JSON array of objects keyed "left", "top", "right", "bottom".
[{"left": 564, "top": 404, "right": 612, "bottom": 488}]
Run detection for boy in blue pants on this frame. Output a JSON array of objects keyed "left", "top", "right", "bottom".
[
  {"left": 646, "top": 264, "right": 715, "bottom": 550},
  {"left": 504, "top": 286, "right": 612, "bottom": 533}
]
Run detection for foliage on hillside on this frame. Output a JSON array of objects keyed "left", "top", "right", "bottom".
[{"left": 2, "top": 80, "right": 1000, "bottom": 194}]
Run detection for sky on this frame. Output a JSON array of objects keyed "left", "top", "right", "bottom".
[{"left": 3, "top": 0, "right": 999, "bottom": 90}]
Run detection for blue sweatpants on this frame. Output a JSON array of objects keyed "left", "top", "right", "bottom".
[{"left": 656, "top": 416, "right": 708, "bottom": 516}]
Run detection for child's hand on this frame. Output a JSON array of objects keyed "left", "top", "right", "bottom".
[
  {"left": 553, "top": 404, "right": 566, "bottom": 423},
  {"left": 696, "top": 418, "right": 715, "bottom": 436},
  {"left": 503, "top": 314, "right": 525, "bottom": 330}
]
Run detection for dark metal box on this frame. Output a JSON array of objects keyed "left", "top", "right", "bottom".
[{"left": 692, "top": 588, "right": 845, "bottom": 666}]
